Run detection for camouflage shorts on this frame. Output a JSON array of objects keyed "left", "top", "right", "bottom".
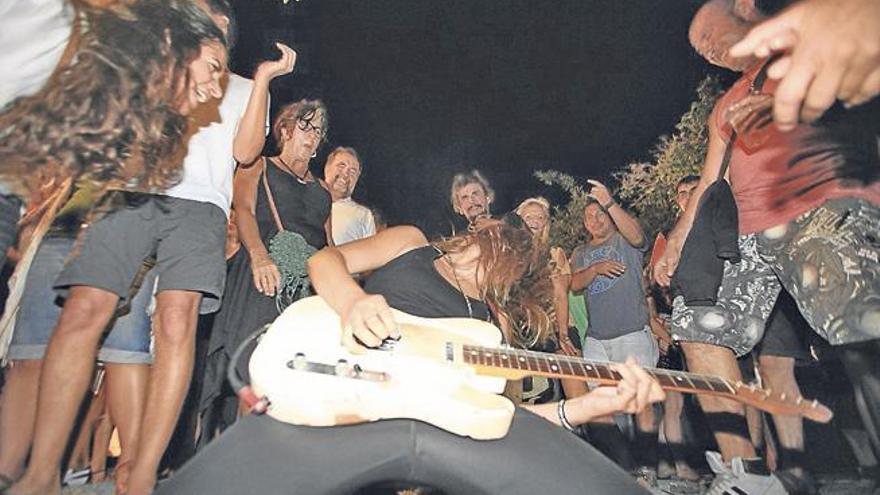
[{"left": 672, "top": 198, "right": 880, "bottom": 356}]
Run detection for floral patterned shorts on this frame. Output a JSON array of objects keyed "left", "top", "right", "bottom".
[{"left": 672, "top": 198, "right": 879, "bottom": 356}]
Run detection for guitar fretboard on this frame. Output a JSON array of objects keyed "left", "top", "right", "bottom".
[{"left": 460, "top": 344, "right": 735, "bottom": 395}]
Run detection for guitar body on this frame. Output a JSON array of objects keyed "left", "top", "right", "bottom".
[{"left": 249, "top": 296, "right": 516, "bottom": 440}]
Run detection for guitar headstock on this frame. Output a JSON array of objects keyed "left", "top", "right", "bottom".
[{"left": 730, "top": 381, "right": 833, "bottom": 423}]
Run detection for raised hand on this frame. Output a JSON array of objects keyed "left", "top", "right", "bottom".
[
  {"left": 255, "top": 42, "right": 298, "bottom": 84},
  {"left": 729, "top": 0, "right": 880, "bottom": 130},
  {"left": 586, "top": 179, "right": 614, "bottom": 207}
]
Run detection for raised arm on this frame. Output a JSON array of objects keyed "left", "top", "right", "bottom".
[
  {"left": 233, "top": 43, "right": 296, "bottom": 164},
  {"left": 586, "top": 180, "right": 645, "bottom": 248}
]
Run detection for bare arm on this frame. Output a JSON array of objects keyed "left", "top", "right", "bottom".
[
  {"left": 586, "top": 179, "right": 645, "bottom": 248},
  {"left": 523, "top": 359, "right": 665, "bottom": 426},
  {"left": 232, "top": 160, "right": 280, "bottom": 296},
  {"left": 308, "top": 225, "right": 428, "bottom": 351},
  {"left": 232, "top": 43, "right": 297, "bottom": 164},
  {"left": 654, "top": 119, "right": 729, "bottom": 286}
]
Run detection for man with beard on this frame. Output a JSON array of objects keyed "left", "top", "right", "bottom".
[
  {"left": 323, "top": 147, "right": 375, "bottom": 245},
  {"left": 449, "top": 170, "right": 495, "bottom": 234}
]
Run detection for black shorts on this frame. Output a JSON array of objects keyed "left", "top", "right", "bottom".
[
  {"left": 757, "top": 291, "right": 811, "bottom": 361},
  {"left": 56, "top": 192, "right": 227, "bottom": 314}
]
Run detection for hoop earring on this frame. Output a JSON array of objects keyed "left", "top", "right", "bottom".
[{"left": 311, "top": 151, "right": 317, "bottom": 158}]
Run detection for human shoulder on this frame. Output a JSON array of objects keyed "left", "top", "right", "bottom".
[{"left": 225, "top": 73, "right": 253, "bottom": 106}]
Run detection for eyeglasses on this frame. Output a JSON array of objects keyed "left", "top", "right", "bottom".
[{"left": 296, "top": 119, "right": 326, "bottom": 140}]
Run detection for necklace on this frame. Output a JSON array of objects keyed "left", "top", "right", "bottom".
[
  {"left": 275, "top": 155, "right": 309, "bottom": 184},
  {"left": 444, "top": 253, "right": 488, "bottom": 321}
]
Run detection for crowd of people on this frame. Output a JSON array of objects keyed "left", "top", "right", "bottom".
[{"left": 0, "top": 0, "right": 877, "bottom": 494}]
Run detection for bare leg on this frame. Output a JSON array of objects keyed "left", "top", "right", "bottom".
[
  {"left": 89, "top": 388, "right": 111, "bottom": 483},
  {"left": 126, "top": 290, "right": 201, "bottom": 495},
  {"left": 680, "top": 341, "right": 757, "bottom": 461},
  {"left": 105, "top": 363, "right": 149, "bottom": 494},
  {"left": 661, "top": 391, "right": 699, "bottom": 480},
  {"left": 0, "top": 360, "right": 42, "bottom": 482},
  {"left": 10, "top": 286, "right": 118, "bottom": 495},
  {"left": 758, "top": 355, "right": 803, "bottom": 476},
  {"left": 66, "top": 374, "right": 104, "bottom": 478}
]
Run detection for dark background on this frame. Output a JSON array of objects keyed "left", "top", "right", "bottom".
[{"left": 229, "top": 0, "right": 726, "bottom": 237}]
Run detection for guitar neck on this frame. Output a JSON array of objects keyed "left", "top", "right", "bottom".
[{"left": 458, "top": 344, "right": 735, "bottom": 396}]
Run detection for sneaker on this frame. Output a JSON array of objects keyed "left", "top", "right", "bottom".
[
  {"left": 61, "top": 467, "right": 90, "bottom": 487},
  {"left": 705, "top": 451, "right": 788, "bottom": 495}
]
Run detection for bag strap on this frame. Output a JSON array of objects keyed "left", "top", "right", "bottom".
[
  {"left": 716, "top": 59, "right": 775, "bottom": 182},
  {"left": 262, "top": 158, "right": 285, "bottom": 233}
]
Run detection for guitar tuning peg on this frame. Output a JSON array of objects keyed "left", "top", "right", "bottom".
[
  {"left": 796, "top": 396, "right": 803, "bottom": 405},
  {"left": 779, "top": 392, "right": 787, "bottom": 400},
  {"left": 811, "top": 399, "right": 819, "bottom": 408},
  {"left": 763, "top": 388, "right": 771, "bottom": 398}
]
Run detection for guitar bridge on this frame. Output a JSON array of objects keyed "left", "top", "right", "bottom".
[{"left": 285, "top": 354, "right": 389, "bottom": 382}]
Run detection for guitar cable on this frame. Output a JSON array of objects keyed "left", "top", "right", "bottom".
[{"left": 227, "top": 323, "right": 272, "bottom": 414}]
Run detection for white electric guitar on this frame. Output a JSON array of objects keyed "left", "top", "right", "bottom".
[{"left": 249, "top": 297, "right": 833, "bottom": 440}]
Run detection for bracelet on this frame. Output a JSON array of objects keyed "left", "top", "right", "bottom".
[
  {"left": 601, "top": 199, "right": 616, "bottom": 210},
  {"left": 557, "top": 398, "right": 577, "bottom": 432}
]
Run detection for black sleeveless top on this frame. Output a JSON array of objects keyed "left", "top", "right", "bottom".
[{"left": 364, "top": 245, "right": 491, "bottom": 320}]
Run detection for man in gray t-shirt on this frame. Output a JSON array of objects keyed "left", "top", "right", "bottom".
[{"left": 570, "top": 180, "right": 659, "bottom": 475}]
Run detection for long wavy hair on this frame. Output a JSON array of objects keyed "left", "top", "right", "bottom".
[
  {"left": 434, "top": 220, "right": 554, "bottom": 349},
  {"left": 0, "top": 0, "right": 226, "bottom": 197}
]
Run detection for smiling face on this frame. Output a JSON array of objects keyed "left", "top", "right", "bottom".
[
  {"left": 454, "top": 182, "right": 492, "bottom": 223},
  {"left": 179, "top": 40, "right": 227, "bottom": 115},
  {"left": 584, "top": 203, "right": 615, "bottom": 242},
  {"left": 517, "top": 202, "right": 549, "bottom": 237},
  {"left": 324, "top": 150, "right": 361, "bottom": 200}
]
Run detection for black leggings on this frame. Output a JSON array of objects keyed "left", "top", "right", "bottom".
[{"left": 157, "top": 409, "right": 647, "bottom": 495}]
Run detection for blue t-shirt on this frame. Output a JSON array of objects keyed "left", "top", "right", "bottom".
[{"left": 571, "top": 232, "right": 649, "bottom": 340}]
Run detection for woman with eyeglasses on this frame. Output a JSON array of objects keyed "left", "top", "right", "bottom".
[
  {"left": 158, "top": 220, "right": 663, "bottom": 494},
  {"left": 198, "top": 100, "right": 333, "bottom": 439}
]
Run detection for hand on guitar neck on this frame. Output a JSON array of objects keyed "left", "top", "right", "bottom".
[{"left": 524, "top": 357, "right": 666, "bottom": 427}]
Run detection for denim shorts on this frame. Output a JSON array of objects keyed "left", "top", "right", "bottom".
[{"left": 8, "top": 236, "right": 155, "bottom": 364}]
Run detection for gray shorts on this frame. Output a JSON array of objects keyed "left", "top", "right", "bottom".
[
  {"left": 56, "top": 193, "right": 227, "bottom": 314},
  {"left": 672, "top": 198, "right": 880, "bottom": 356},
  {"left": 582, "top": 325, "right": 659, "bottom": 368}
]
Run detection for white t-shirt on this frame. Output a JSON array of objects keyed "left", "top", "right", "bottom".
[
  {"left": 164, "top": 73, "right": 265, "bottom": 217},
  {"left": 331, "top": 198, "right": 376, "bottom": 245},
  {"left": 0, "top": 0, "right": 73, "bottom": 108}
]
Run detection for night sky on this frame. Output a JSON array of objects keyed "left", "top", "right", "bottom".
[{"left": 229, "top": 0, "right": 724, "bottom": 237}]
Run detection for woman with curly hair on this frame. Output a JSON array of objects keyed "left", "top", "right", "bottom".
[
  {"left": 158, "top": 221, "right": 663, "bottom": 495},
  {"left": 5, "top": 2, "right": 229, "bottom": 495},
  {"left": 0, "top": 0, "right": 226, "bottom": 196}
]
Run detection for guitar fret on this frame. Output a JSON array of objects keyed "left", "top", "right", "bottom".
[{"left": 463, "top": 344, "right": 735, "bottom": 397}]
